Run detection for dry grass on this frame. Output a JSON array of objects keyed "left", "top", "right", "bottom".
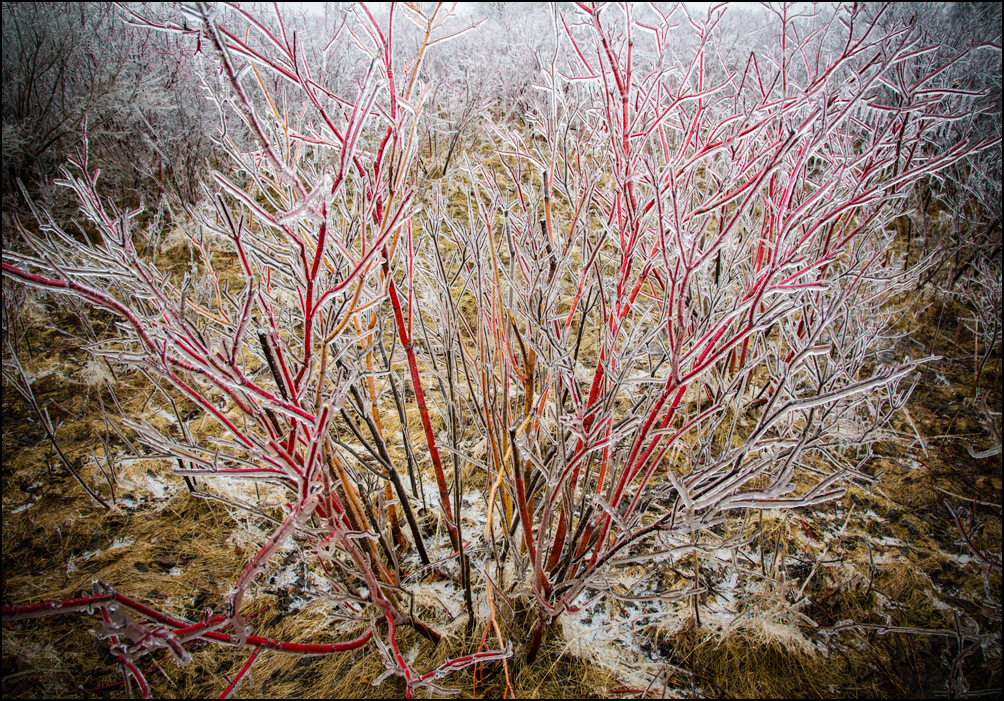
[
  {"left": 4, "top": 274, "right": 1001, "bottom": 698},
  {"left": 4, "top": 131, "right": 1001, "bottom": 700}
]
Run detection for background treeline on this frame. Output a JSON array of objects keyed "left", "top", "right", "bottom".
[
  {"left": 4, "top": 3, "right": 998, "bottom": 212},
  {"left": 2, "top": 2, "right": 556, "bottom": 211}
]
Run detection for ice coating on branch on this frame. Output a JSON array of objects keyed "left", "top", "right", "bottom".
[{"left": 277, "top": 172, "right": 334, "bottom": 226}]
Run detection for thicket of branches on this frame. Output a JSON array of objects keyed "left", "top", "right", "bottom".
[
  {"left": 2, "top": 2, "right": 1001, "bottom": 697},
  {"left": 1, "top": 3, "right": 220, "bottom": 208}
]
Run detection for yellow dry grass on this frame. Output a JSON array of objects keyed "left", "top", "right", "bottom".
[{"left": 3, "top": 127, "right": 1000, "bottom": 699}]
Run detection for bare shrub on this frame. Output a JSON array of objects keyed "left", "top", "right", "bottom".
[{"left": 3, "top": 3, "right": 999, "bottom": 696}]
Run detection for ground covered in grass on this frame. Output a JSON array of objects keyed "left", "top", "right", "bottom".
[{"left": 2, "top": 273, "right": 999, "bottom": 698}]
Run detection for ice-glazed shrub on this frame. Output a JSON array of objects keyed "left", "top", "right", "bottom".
[{"left": 3, "top": 3, "right": 1000, "bottom": 696}]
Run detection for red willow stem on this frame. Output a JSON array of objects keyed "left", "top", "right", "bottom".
[
  {"left": 218, "top": 647, "right": 260, "bottom": 699},
  {"left": 545, "top": 229, "right": 654, "bottom": 573},
  {"left": 2, "top": 263, "right": 156, "bottom": 354},
  {"left": 384, "top": 258, "right": 460, "bottom": 552},
  {"left": 2, "top": 591, "right": 374, "bottom": 655}
]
